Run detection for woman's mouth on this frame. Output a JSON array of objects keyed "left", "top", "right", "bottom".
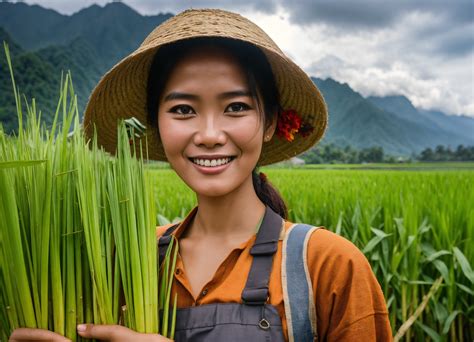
[
  {"left": 191, "top": 157, "right": 234, "bottom": 167},
  {"left": 188, "top": 156, "right": 236, "bottom": 175}
]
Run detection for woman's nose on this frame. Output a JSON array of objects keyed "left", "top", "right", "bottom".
[{"left": 193, "top": 115, "right": 227, "bottom": 148}]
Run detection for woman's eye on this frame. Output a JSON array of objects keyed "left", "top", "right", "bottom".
[
  {"left": 170, "top": 105, "right": 195, "bottom": 115},
  {"left": 226, "top": 102, "right": 251, "bottom": 113}
]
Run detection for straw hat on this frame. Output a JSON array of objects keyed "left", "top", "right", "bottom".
[{"left": 83, "top": 8, "right": 328, "bottom": 166}]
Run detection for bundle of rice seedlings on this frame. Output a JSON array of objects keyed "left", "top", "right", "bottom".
[{"left": 0, "top": 43, "right": 178, "bottom": 341}]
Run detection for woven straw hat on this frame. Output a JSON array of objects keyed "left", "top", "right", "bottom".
[{"left": 83, "top": 8, "right": 328, "bottom": 165}]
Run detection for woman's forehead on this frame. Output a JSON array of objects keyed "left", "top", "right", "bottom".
[
  {"left": 174, "top": 46, "right": 243, "bottom": 73},
  {"left": 163, "top": 48, "right": 250, "bottom": 93}
]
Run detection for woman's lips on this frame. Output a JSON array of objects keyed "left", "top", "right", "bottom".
[{"left": 189, "top": 156, "right": 235, "bottom": 175}]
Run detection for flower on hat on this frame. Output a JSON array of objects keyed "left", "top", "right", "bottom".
[
  {"left": 275, "top": 109, "right": 314, "bottom": 142},
  {"left": 276, "top": 109, "right": 301, "bottom": 142}
]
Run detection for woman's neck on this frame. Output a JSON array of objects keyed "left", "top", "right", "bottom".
[{"left": 189, "top": 176, "right": 266, "bottom": 239}]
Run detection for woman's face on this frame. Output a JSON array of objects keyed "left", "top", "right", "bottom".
[{"left": 157, "top": 47, "right": 276, "bottom": 198}]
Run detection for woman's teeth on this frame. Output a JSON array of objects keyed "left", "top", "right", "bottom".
[{"left": 192, "top": 157, "right": 232, "bottom": 167}]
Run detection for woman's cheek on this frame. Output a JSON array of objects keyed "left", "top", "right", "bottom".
[
  {"left": 159, "top": 120, "right": 192, "bottom": 155},
  {"left": 224, "top": 117, "right": 263, "bottom": 146}
]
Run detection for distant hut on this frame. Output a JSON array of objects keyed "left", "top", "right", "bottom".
[{"left": 290, "top": 157, "right": 305, "bottom": 165}]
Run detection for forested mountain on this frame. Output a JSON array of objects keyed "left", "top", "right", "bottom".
[
  {"left": 313, "top": 78, "right": 474, "bottom": 155},
  {"left": 0, "top": 1, "right": 472, "bottom": 156},
  {"left": 368, "top": 95, "right": 474, "bottom": 144},
  {"left": 0, "top": 1, "right": 171, "bottom": 133},
  {"left": 368, "top": 96, "right": 474, "bottom": 145},
  {"left": 1, "top": 27, "right": 57, "bottom": 132},
  {"left": 0, "top": 1, "right": 172, "bottom": 70},
  {"left": 0, "top": 28, "right": 102, "bottom": 132}
]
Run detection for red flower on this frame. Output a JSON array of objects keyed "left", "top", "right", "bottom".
[{"left": 276, "top": 109, "right": 302, "bottom": 142}]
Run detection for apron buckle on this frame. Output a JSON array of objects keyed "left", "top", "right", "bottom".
[{"left": 259, "top": 318, "right": 271, "bottom": 330}]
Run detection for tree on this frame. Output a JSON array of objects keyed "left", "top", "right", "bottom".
[
  {"left": 359, "top": 146, "right": 384, "bottom": 163},
  {"left": 420, "top": 147, "right": 434, "bottom": 161}
]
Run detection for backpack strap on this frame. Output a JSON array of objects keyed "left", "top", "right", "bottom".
[{"left": 282, "top": 223, "right": 321, "bottom": 342}]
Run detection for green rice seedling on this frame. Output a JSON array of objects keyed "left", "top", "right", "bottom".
[
  {"left": 105, "top": 123, "right": 162, "bottom": 332},
  {"left": 0, "top": 43, "right": 178, "bottom": 340}
]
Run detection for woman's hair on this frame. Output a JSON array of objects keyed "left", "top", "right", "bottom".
[{"left": 146, "top": 37, "right": 288, "bottom": 219}]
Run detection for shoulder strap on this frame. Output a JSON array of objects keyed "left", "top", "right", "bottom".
[
  {"left": 241, "top": 205, "right": 282, "bottom": 305},
  {"left": 281, "top": 223, "right": 321, "bottom": 342},
  {"left": 157, "top": 223, "right": 180, "bottom": 268}
]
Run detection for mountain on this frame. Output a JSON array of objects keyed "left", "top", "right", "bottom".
[
  {"left": 313, "top": 78, "right": 474, "bottom": 155},
  {"left": 0, "top": 30, "right": 103, "bottom": 132},
  {"left": 368, "top": 95, "right": 474, "bottom": 144},
  {"left": 0, "top": 27, "right": 58, "bottom": 133},
  {"left": 0, "top": 2, "right": 65, "bottom": 50},
  {"left": 418, "top": 109, "right": 474, "bottom": 142},
  {"left": 0, "top": 26, "right": 21, "bottom": 55},
  {"left": 0, "top": 1, "right": 171, "bottom": 132},
  {"left": 0, "top": 1, "right": 172, "bottom": 71},
  {"left": 313, "top": 78, "right": 416, "bottom": 155}
]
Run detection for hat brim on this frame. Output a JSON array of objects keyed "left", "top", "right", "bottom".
[{"left": 83, "top": 9, "right": 328, "bottom": 166}]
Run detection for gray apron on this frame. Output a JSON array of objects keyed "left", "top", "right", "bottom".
[{"left": 158, "top": 206, "right": 286, "bottom": 341}]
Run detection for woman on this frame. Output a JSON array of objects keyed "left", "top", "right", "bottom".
[{"left": 11, "top": 8, "right": 392, "bottom": 342}]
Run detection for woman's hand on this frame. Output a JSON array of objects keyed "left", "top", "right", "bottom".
[
  {"left": 77, "top": 324, "right": 173, "bottom": 341},
  {"left": 9, "top": 325, "right": 173, "bottom": 342},
  {"left": 9, "top": 328, "right": 71, "bottom": 341}
]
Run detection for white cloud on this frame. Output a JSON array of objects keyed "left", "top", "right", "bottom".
[{"left": 246, "top": 6, "right": 474, "bottom": 116}]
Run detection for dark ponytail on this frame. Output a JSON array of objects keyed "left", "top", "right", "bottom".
[{"left": 252, "top": 169, "right": 288, "bottom": 220}]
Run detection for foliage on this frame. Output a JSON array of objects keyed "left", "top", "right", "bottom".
[
  {"left": 418, "top": 145, "right": 474, "bottom": 162},
  {"left": 302, "top": 143, "right": 474, "bottom": 164},
  {"left": 302, "top": 143, "right": 387, "bottom": 164}
]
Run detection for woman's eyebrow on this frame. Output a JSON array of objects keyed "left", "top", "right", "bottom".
[
  {"left": 163, "top": 90, "right": 252, "bottom": 102},
  {"left": 163, "top": 92, "right": 198, "bottom": 102},
  {"left": 218, "top": 90, "right": 252, "bottom": 99}
]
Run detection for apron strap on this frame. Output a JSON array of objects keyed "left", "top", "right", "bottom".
[
  {"left": 241, "top": 206, "right": 283, "bottom": 305},
  {"left": 158, "top": 223, "right": 180, "bottom": 267},
  {"left": 282, "top": 224, "right": 321, "bottom": 342}
]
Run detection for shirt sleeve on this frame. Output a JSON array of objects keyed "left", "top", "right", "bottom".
[{"left": 307, "top": 228, "right": 393, "bottom": 341}]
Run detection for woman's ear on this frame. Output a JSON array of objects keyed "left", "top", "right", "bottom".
[{"left": 263, "top": 113, "right": 278, "bottom": 142}]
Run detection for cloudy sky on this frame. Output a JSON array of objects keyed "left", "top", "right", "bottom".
[{"left": 18, "top": 0, "right": 474, "bottom": 116}]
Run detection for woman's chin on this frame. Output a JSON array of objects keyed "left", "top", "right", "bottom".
[{"left": 190, "top": 183, "right": 236, "bottom": 198}]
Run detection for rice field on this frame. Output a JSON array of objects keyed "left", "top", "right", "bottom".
[{"left": 149, "top": 166, "right": 474, "bottom": 341}]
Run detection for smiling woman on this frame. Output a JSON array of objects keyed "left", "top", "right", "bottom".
[
  {"left": 148, "top": 39, "right": 284, "bottom": 214},
  {"left": 10, "top": 8, "right": 392, "bottom": 342}
]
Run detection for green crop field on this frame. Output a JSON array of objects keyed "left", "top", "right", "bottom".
[{"left": 149, "top": 166, "right": 474, "bottom": 341}]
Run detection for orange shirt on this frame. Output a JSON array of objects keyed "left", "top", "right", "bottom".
[{"left": 156, "top": 206, "right": 392, "bottom": 341}]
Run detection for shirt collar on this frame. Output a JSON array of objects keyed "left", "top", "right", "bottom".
[
  {"left": 167, "top": 205, "right": 286, "bottom": 242},
  {"left": 170, "top": 205, "right": 198, "bottom": 240}
]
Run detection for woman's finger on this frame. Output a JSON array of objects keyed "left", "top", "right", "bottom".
[
  {"left": 76, "top": 324, "right": 173, "bottom": 342},
  {"left": 77, "top": 324, "right": 137, "bottom": 341},
  {"left": 9, "top": 328, "right": 72, "bottom": 342}
]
